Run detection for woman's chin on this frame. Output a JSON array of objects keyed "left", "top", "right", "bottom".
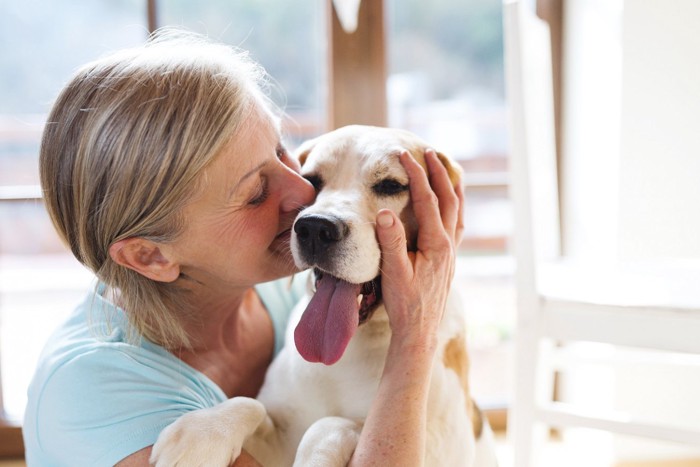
[{"left": 265, "top": 252, "right": 298, "bottom": 279}]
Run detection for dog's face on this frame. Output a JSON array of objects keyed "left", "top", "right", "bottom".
[{"left": 291, "top": 125, "right": 461, "bottom": 365}]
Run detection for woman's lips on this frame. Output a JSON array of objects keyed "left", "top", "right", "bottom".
[
  {"left": 276, "top": 228, "right": 291, "bottom": 241},
  {"left": 272, "top": 228, "right": 292, "bottom": 253}
]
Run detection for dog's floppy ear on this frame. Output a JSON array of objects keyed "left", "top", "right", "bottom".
[{"left": 408, "top": 147, "right": 463, "bottom": 188}]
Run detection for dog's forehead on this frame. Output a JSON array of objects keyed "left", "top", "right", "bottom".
[{"left": 302, "top": 130, "right": 420, "bottom": 180}]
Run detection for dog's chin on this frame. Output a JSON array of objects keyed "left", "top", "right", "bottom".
[{"left": 313, "top": 268, "right": 382, "bottom": 325}]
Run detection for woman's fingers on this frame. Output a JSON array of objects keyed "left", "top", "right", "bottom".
[
  {"left": 423, "top": 149, "right": 461, "bottom": 237},
  {"left": 375, "top": 209, "right": 413, "bottom": 292},
  {"left": 398, "top": 151, "right": 446, "bottom": 248},
  {"left": 453, "top": 170, "right": 465, "bottom": 246},
  {"left": 378, "top": 149, "right": 460, "bottom": 339},
  {"left": 398, "top": 150, "right": 461, "bottom": 251}
]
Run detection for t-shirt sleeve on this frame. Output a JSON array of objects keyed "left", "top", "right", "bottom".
[{"left": 29, "top": 346, "right": 224, "bottom": 466}]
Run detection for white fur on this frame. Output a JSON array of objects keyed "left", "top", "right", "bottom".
[{"left": 151, "top": 126, "right": 498, "bottom": 466}]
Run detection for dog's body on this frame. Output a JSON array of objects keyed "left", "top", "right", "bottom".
[{"left": 152, "top": 126, "right": 498, "bottom": 466}]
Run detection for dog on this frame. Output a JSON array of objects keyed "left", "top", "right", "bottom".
[{"left": 151, "top": 125, "right": 499, "bottom": 466}]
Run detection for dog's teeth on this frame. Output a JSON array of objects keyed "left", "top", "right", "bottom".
[{"left": 357, "top": 294, "right": 363, "bottom": 306}]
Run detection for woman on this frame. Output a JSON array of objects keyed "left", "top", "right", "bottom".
[{"left": 23, "top": 29, "right": 463, "bottom": 466}]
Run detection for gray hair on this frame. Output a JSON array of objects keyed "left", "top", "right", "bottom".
[{"left": 40, "top": 29, "right": 275, "bottom": 349}]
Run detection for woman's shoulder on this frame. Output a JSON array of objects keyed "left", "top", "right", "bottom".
[
  {"left": 29, "top": 286, "right": 226, "bottom": 403},
  {"left": 23, "top": 287, "right": 227, "bottom": 466},
  {"left": 31, "top": 287, "right": 155, "bottom": 379},
  {"left": 23, "top": 342, "right": 219, "bottom": 467}
]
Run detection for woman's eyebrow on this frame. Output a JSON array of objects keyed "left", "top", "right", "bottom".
[
  {"left": 227, "top": 160, "right": 269, "bottom": 200},
  {"left": 241, "top": 160, "right": 269, "bottom": 182}
]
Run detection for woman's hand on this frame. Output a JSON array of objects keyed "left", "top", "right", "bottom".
[
  {"left": 375, "top": 149, "right": 465, "bottom": 352},
  {"left": 349, "top": 149, "right": 463, "bottom": 466}
]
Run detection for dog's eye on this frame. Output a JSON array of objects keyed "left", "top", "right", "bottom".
[
  {"left": 372, "top": 178, "right": 409, "bottom": 196},
  {"left": 304, "top": 174, "right": 323, "bottom": 192}
]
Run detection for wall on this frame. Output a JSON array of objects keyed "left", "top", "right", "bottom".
[
  {"left": 618, "top": 0, "right": 700, "bottom": 260},
  {"left": 616, "top": 1, "right": 700, "bottom": 460},
  {"left": 561, "top": 0, "right": 700, "bottom": 461}
]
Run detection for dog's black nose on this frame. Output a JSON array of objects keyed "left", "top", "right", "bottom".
[{"left": 294, "top": 214, "right": 347, "bottom": 258}]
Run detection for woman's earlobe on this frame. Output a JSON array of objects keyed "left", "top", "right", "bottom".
[{"left": 108, "top": 238, "right": 180, "bottom": 283}]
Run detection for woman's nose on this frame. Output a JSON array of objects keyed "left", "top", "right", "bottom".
[{"left": 280, "top": 170, "right": 316, "bottom": 213}]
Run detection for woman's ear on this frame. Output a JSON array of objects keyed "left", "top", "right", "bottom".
[{"left": 108, "top": 238, "right": 180, "bottom": 283}]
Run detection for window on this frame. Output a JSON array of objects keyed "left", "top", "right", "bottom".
[
  {"left": 157, "top": 0, "right": 327, "bottom": 147},
  {"left": 0, "top": 0, "right": 149, "bottom": 430},
  {"left": 387, "top": 0, "right": 514, "bottom": 411},
  {"left": 388, "top": 0, "right": 510, "bottom": 253}
]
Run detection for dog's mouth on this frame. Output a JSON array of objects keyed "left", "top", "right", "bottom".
[
  {"left": 294, "top": 268, "right": 382, "bottom": 366},
  {"left": 313, "top": 268, "right": 382, "bottom": 325}
]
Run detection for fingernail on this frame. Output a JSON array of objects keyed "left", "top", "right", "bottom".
[{"left": 377, "top": 211, "right": 394, "bottom": 228}]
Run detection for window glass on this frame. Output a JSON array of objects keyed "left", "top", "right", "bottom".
[
  {"left": 0, "top": 0, "right": 146, "bottom": 420},
  {"left": 387, "top": 0, "right": 514, "bottom": 409},
  {"left": 0, "top": 0, "right": 146, "bottom": 186},
  {"left": 387, "top": 0, "right": 510, "bottom": 253},
  {"left": 158, "top": 0, "right": 327, "bottom": 148}
]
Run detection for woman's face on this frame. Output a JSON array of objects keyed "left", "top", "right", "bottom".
[{"left": 169, "top": 108, "right": 315, "bottom": 292}]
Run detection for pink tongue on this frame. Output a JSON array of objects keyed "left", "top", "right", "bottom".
[{"left": 294, "top": 274, "right": 362, "bottom": 365}]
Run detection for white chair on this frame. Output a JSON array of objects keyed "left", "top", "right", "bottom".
[{"left": 503, "top": 1, "right": 700, "bottom": 465}]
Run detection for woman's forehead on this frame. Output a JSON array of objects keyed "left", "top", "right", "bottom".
[{"left": 204, "top": 110, "right": 278, "bottom": 185}]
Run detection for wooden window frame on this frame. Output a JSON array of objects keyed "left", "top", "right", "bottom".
[{"left": 328, "top": 0, "right": 387, "bottom": 129}]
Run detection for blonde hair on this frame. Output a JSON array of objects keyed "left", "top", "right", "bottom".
[{"left": 40, "top": 29, "right": 275, "bottom": 349}]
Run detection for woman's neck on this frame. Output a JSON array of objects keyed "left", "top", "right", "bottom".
[{"left": 175, "top": 287, "right": 275, "bottom": 398}]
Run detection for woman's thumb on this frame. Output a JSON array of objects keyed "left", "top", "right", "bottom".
[{"left": 376, "top": 209, "right": 410, "bottom": 277}]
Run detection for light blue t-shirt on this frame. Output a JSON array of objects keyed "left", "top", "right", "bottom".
[{"left": 22, "top": 274, "right": 307, "bottom": 467}]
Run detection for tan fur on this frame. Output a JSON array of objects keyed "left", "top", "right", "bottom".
[
  {"left": 298, "top": 126, "right": 463, "bottom": 189},
  {"left": 443, "top": 335, "right": 470, "bottom": 399},
  {"left": 297, "top": 126, "right": 462, "bottom": 254},
  {"left": 407, "top": 147, "right": 463, "bottom": 188},
  {"left": 470, "top": 399, "right": 485, "bottom": 439},
  {"left": 443, "top": 335, "right": 483, "bottom": 438},
  {"left": 297, "top": 145, "right": 312, "bottom": 167}
]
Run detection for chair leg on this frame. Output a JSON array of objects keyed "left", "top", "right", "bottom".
[{"left": 511, "top": 325, "right": 552, "bottom": 467}]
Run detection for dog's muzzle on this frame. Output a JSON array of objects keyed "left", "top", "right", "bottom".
[
  {"left": 292, "top": 213, "right": 383, "bottom": 366},
  {"left": 293, "top": 214, "right": 349, "bottom": 266}
]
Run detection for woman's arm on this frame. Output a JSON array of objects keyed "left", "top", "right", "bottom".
[
  {"left": 349, "top": 149, "right": 464, "bottom": 466},
  {"left": 116, "top": 446, "right": 263, "bottom": 467}
]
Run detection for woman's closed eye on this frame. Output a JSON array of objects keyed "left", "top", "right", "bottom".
[{"left": 248, "top": 178, "right": 270, "bottom": 206}]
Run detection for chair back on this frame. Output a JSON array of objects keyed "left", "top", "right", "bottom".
[{"left": 504, "top": 0, "right": 560, "bottom": 291}]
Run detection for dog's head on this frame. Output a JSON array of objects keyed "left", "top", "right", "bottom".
[{"left": 291, "top": 125, "right": 461, "bottom": 365}]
